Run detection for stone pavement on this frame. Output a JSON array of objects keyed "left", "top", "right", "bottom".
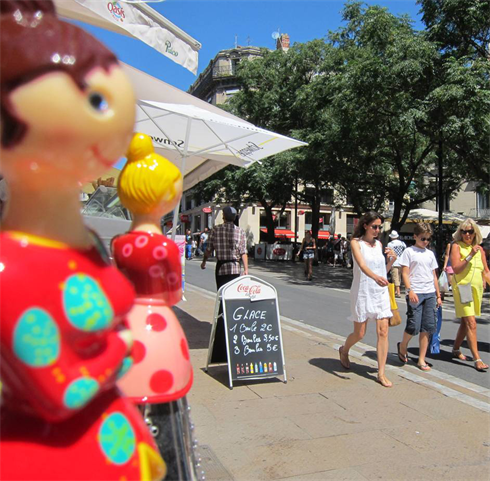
[{"left": 176, "top": 283, "right": 490, "bottom": 481}]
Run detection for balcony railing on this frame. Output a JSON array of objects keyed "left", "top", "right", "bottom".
[{"left": 212, "top": 65, "right": 236, "bottom": 77}]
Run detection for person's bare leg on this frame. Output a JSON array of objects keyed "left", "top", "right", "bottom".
[
  {"left": 376, "top": 318, "right": 392, "bottom": 386},
  {"left": 452, "top": 320, "right": 467, "bottom": 358},
  {"left": 463, "top": 316, "right": 488, "bottom": 369},
  {"left": 418, "top": 332, "right": 430, "bottom": 369},
  {"left": 308, "top": 259, "right": 313, "bottom": 280},
  {"left": 399, "top": 331, "right": 413, "bottom": 359},
  {"left": 341, "top": 321, "right": 367, "bottom": 368}
]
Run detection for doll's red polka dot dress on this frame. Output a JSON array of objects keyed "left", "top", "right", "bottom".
[{"left": 112, "top": 231, "right": 193, "bottom": 403}]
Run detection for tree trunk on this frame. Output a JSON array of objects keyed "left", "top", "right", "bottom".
[{"left": 261, "top": 202, "right": 276, "bottom": 244}]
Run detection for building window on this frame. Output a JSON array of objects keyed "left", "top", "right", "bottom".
[
  {"left": 436, "top": 193, "right": 450, "bottom": 212},
  {"left": 260, "top": 211, "right": 290, "bottom": 228},
  {"left": 305, "top": 212, "right": 330, "bottom": 231},
  {"left": 477, "top": 192, "right": 490, "bottom": 211}
]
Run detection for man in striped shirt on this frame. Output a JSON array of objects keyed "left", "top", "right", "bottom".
[{"left": 201, "top": 206, "right": 248, "bottom": 289}]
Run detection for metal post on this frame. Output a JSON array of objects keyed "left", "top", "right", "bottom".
[
  {"left": 437, "top": 137, "right": 444, "bottom": 261},
  {"left": 294, "top": 172, "right": 298, "bottom": 244}
]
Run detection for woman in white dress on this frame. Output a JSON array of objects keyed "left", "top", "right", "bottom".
[{"left": 339, "top": 211, "right": 397, "bottom": 387}]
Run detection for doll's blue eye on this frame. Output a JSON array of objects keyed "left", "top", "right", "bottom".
[{"left": 88, "top": 92, "right": 109, "bottom": 112}]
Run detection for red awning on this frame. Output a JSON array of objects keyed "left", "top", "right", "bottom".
[
  {"left": 260, "top": 228, "right": 296, "bottom": 239},
  {"left": 318, "top": 230, "right": 331, "bottom": 239}
]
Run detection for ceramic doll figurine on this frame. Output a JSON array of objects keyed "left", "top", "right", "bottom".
[
  {"left": 112, "top": 133, "right": 199, "bottom": 480},
  {"left": 0, "top": 2, "right": 165, "bottom": 480}
]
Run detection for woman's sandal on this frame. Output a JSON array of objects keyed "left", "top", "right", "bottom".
[
  {"left": 452, "top": 349, "right": 467, "bottom": 361},
  {"left": 376, "top": 376, "right": 393, "bottom": 388},
  {"left": 339, "top": 346, "right": 350, "bottom": 369},
  {"left": 397, "top": 342, "right": 408, "bottom": 364},
  {"left": 474, "top": 359, "right": 489, "bottom": 372},
  {"left": 417, "top": 363, "right": 431, "bottom": 371}
]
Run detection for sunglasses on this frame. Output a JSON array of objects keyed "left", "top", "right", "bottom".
[
  {"left": 420, "top": 237, "right": 431, "bottom": 242},
  {"left": 370, "top": 225, "right": 382, "bottom": 231},
  {"left": 461, "top": 229, "right": 475, "bottom": 235}
]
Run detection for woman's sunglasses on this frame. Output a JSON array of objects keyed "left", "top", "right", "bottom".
[
  {"left": 370, "top": 225, "right": 382, "bottom": 231},
  {"left": 461, "top": 229, "right": 475, "bottom": 235}
]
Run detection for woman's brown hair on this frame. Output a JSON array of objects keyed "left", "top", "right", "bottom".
[
  {"left": 353, "top": 211, "right": 384, "bottom": 239},
  {"left": 0, "top": 0, "right": 119, "bottom": 148}
]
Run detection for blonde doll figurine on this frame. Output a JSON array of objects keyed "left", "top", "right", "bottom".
[{"left": 113, "top": 133, "right": 197, "bottom": 480}]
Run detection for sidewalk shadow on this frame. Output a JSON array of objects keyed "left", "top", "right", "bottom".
[
  {"left": 309, "top": 357, "right": 377, "bottom": 382},
  {"left": 173, "top": 306, "right": 212, "bottom": 350},
  {"left": 441, "top": 338, "right": 490, "bottom": 354}
]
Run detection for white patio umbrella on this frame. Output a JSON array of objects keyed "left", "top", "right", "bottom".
[
  {"left": 133, "top": 99, "right": 308, "bottom": 238},
  {"left": 53, "top": 0, "right": 201, "bottom": 73}
]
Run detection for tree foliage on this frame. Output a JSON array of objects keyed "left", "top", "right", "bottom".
[{"left": 418, "top": 0, "right": 490, "bottom": 59}]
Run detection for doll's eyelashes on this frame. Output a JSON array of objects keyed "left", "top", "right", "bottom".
[{"left": 88, "top": 92, "right": 109, "bottom": 113}]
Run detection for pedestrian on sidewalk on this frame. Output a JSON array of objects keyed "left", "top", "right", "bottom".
[
  {"left": 397, "top": 223, "right": 442, "bottom": 372},
  {"left": 387, "top": 230, "right": 406, "bottom": 297},
  {"left": 339, "top": 211, "right": 397, "bottom": 388},
  {"left": 185, "top": 229, "right": 193, "bottom": 259},
  {"left": 449, "top": 219, "right": 490, "bottom": 371},
  {"left": 298, "top": 231, "right": 316, "bottom": 281},
  {"left": 200, "top": 206, "right": 248, "bottom": 289}
]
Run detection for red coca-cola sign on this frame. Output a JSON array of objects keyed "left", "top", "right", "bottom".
[
  {"left": 202, "top": 207, "right": 212, "bottom": 213},
  {"left": 237, "top": 283, "right": 262, "bottom": 295},
  {"left": 298, "top": 210, "right": 305, "bottom": 215},
  {"left": 273, "top": 248, "right": 286, "bottom": 256},
  {"left": 180, "top": 214, "right": 189, "bottom": 222}
]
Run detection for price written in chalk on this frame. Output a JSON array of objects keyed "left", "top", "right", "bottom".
[{"left": 229, "top": 307, "right": 278, "bottom": 356}]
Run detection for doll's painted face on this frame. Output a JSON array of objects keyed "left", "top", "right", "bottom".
[{"left": 0, "top": 65, "right": 135, "bottom": 187}]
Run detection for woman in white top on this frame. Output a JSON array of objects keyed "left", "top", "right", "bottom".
[{"left": 339, "top": 211, "right": 396, "bottom": 387}]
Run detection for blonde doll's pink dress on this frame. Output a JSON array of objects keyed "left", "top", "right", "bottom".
[{"left": 112, "top": 231, "right": 193, "bottom": 403}]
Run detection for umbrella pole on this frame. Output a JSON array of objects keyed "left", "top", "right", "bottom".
[{"left": 171, "top": 120, "right": 192, "bottom": 242}]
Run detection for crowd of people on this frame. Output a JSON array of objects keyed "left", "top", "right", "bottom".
[
  {"left": 192, "top": 208, "right": 489, "bottom": 386},
  {"left": 339, "top": 212, "right": 490, "bottom": 387}
]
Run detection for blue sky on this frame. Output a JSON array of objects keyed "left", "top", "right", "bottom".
[{"left": 78, "top": 0, "right": 424, "bottom": 92}]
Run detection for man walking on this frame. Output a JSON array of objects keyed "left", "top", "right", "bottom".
[
  {"left": 201, "top": 206, "right": 248, "bottom": 289},
  {"left": 387, "top": 230, "right": 407, "bottom": 297}
]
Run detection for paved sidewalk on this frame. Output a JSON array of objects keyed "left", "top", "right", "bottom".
[{"left": 176, "top": 285, "right": 490, "bottom": 481}]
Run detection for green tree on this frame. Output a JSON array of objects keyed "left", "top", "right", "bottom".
[
  {"left": 193, "top": 153, "right": 296, "bottom": 244},
  {"left": 229, "top": 40, "right": 337, "bottom": 240},
  {"left": 323, "top": 2, "right": 468, "bottom": 230},
  {"left": 418, "top": 0, "right": 490, "bottom": 59}
]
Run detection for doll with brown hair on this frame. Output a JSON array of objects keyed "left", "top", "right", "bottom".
[
  {"left": 0, "top": 1, "right": 165, "bottom": 479},
  {"left": 112, "top": 133, "right": 198, "bottom": 481}
]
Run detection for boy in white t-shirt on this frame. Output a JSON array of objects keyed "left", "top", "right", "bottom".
[{"left": 397, "top": 223, "right": 442, "bottom": 371}]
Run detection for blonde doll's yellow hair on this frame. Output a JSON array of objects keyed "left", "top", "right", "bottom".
[{"left": 118, "top": 133, "right": 182, "bottom": 214}]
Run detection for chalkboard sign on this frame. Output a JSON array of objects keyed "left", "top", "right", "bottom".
[
  {"left": 225, "top": 298, "right": 284, "bottom": 380},
  {"left": 206, "top": 275, "right": 287, "bottom": 388}
]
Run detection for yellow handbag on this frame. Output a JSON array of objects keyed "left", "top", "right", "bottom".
[{"left": 388, "top": 283, "right": 402, "bottom": 327}]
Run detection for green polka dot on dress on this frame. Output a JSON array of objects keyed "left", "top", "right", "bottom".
[
  {"left": 63, "top": 274, "right": 114, "bottom": 331},
  {"left": 13, "top": 308, "right": 60, "bottom": 367}
]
